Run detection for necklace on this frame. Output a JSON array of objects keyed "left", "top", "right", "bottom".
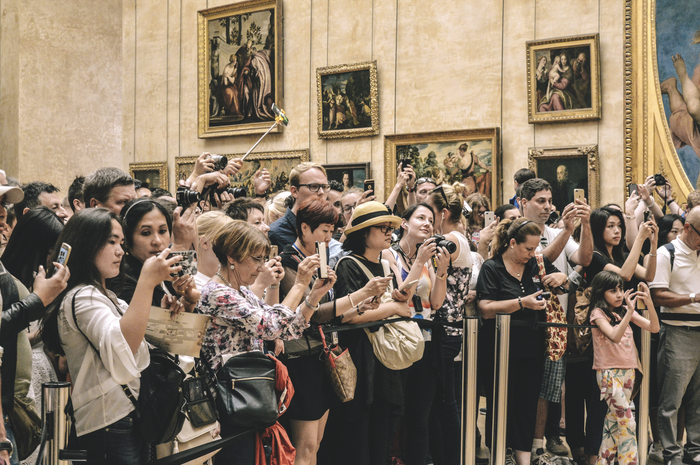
[{"left": 216, "top": 271, "right": 234, "bottom": 288}]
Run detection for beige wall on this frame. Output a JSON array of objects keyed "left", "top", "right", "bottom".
[{"left": 0, "top": 0, "right": 123, "bottom": 192}]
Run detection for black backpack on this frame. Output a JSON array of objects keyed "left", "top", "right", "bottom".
[{"left": 70, "top": 288, "right": 187, "bottom": 444}]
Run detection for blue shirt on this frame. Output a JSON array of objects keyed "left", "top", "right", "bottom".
[{"left": 269, "top": 208, "right": 297, "bottom": 249}]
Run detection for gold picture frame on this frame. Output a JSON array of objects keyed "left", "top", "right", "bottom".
[
  {"left": 626, "top": 0, "right": 698, "bottom": 201},
  {"left": 384, "top": 128, "right": 500, "bottom": 208},
  {"left": 316, "top": 61, "right": 379, "bottom": 139},
  {"left": 176, "top": 150, "right": 309, "bottom": 195},
  {"left": 197, "top": 0, "right": 284, "bottom": 138},
  {"left": 129, "top": 162, "right": 168, "bottom": 191},
  {"left": 527, "top": 145, "right": 600, "bottom": 210},
  {"left": 526, "top": 33, "right": 601, "bottom": 124}
]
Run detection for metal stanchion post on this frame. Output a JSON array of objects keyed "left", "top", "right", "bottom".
[
  {"left": 461, "top": 317, "right": 479, "bottom": 465},
  {"left": 491, "top": 314, "right": 511, "bottom": 465},
  {"left": 42, "top": 382, "right": 72, "bottom": 465},
  {"left": 639, "top": 309, "right": 651, "bottom": 465}
]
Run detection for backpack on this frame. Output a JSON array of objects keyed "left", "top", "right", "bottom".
[{"left": 70, "top": 288, "right": 187, "bottom": 444}]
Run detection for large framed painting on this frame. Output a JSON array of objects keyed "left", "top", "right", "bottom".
[
  {"left": 627, "top": 0, "right": 700, "bottom": 201},
  {"left": 527, "top": 145, "right": 600, "bottom": 211},
  {"left": 384, "top": 128, "right": 500, "bottom": 208},
  {"left": 316, "top": 61, "right": 379, "bottom": 139},
  {"left": 129, "top": 162, "right": 168, "bottom": 191},
  {"left": 198, "top": 0, "right": 283, "bottom": 138},
  {"left": 526, "top": 34, "right": 601, "bottom": 124},
  {"left": 323, "top": 163, "right": 371, "bottom": 190}
]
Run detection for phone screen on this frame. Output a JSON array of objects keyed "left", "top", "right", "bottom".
[{"left": 57, "top": 243, "right": 72, "bottom": 265}]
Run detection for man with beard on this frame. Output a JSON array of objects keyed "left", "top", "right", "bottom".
[{"left": 552, "top": 165, "right": 576, "bottom": 215}]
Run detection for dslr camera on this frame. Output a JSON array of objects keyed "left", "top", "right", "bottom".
[
  {"left": 176, "top": 186, "right": 200, "bottom": 209},
  {"left": 432, "top": 234, "right": 457, "bottom": 254},
  {"left": 653, "top": 173, "right": 667, "bottom": 186},
  {"left": 208, "top": 154, "right": 228, "bottom": 172}
]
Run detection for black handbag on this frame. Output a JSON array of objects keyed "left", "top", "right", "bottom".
[{"left": 215, "top": 351, "right": 278, "bottom": 428}]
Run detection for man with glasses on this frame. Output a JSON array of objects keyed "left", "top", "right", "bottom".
[
  {"left": 269, "top": 162, "right": 329, "bottom": 248},
  {"left": 650, "top": 206, "right": 700, "bottom": 465},
  {"left": 519, "top": 178, "right": 593, "bottom": 464}
]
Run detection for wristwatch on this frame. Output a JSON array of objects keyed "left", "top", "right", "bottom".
[
  {"left": 691, "top": 293, "right": 697, "bottom": 303},
  {"left": 0, "top": 439, "right": 13, "bottom": 455}
]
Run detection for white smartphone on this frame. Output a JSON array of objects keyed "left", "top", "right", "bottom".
[
  {"left": 484, "top": 211, "right": 495, "bottom": 225},
  {"left": 57, "top": 243, "right": 72, "bottom": 265},
  {"left": 316, "top": 241, "right": 328, "bottom": 279}
]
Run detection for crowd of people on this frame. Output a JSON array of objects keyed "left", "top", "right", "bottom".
[{"left": 0, "top": 155, "right": 697, "bottom": 465}]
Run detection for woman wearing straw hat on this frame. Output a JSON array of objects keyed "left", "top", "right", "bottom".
[{"left": 323, "top": 201, "right": 412, "bottom": 465}]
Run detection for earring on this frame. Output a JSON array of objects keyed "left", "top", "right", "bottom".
[
  {"left": 510, "top": 246, "right": 513, "bottom": 249},
  {"left": 230, "top": 264, "right": 235, "bottom": 270}
]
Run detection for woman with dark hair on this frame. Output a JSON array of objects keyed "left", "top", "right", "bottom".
[
  {"left": 477, "top": 218, "right": 568, "bottom": 465},
  {"left": 495, "top": 203, "right": 521, "bottom": 222},
  {"left": 383, "top": 202, "right": 449, "bottom": 465},
  {"left": 197, "top": 220, "right": 333, "bottom": 465},
  {"left": 324, "top": 201, "right": 410, "bottom": 465},
  {"left": 41, "top": 208, "right": 180, "bottom": 465},
  {"left": 278, "top": 199, "right": 387, "bottom": 465}
]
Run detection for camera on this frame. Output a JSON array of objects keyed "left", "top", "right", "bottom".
[
  {"left": 176, "top": 186, "right": 200, "bottom": 208},
  {"left": 537, "top": 291, "right": 552, "bottom": 301},
  {"left": 653, "top": 173, "right": 667, "bottom": 186},
  {"left": 208, "top": 154, "right": 228, "bottom": 172},
  {"left": 432, "top": 234, "right": 457, "bottom": 254},
  {"left": 400, "top": 159, "right": 410, "bottom": 170},
  {"left": 209, "top": 186, "right": 247, "bottom": 203}
]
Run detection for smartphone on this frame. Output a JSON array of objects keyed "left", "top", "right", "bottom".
[
  {"left": 574, "top": 189, "right": 585, "bottom": 203},
  {"left": 628, "top": 183, "right": 638, "bottom": 197},
  {"left": 57, "top": 243, "right": 72, "bottom": 265},
  {"left": 484, "top": 211, "right": 495, "bottom": 225},
  {"left": 398, "top": 279, "right": 420, "bottom": 293},
  {"left": 269, "top": 245, "right": 278, "bottom": 261},
  {"left": 364, "top": 179, "right": 375, "bottom": 193},
  {"left": 644, "top": 210, "right": 651, "bottom": 222},
  {"left": 537, "top": 291, "right": 552, "bottom": 301},
  {"left": 637, "top": 283, "right": 646, "bottom": 310},
  {"left": 400, "top": 159, "right": 409, "bottom": 170},
  {"left": 315, "top": 241, "right": 328, "bottom": 279}
]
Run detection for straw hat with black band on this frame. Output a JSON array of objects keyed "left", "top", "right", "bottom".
[{"left": 344, "top": 201, "right": 401, "bottom": 236}]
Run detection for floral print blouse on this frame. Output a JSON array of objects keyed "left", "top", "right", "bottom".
[{"left": 196, "top": 282, "right": 308, "bottom": 380}]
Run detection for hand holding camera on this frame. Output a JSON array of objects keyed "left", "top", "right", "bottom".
[{"left": 523, "top": 290, "right": 547, "bottom": 310}]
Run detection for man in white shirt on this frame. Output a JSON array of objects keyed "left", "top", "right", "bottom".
[
  {"left": 650, "top": 206, "right": 700, "bottom": 465},
  {"left": 520, "top": 178, "right": 593, "bottom": 463}
]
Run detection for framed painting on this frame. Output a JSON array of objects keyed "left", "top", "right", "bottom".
[
  {"left": 129, "top": 162, "right": 168, "bottom": 190},
  {"left": 384, "top": 128, "right": 500, "bottom": 208},
  {"left": 316, "top": 61, "right": 379, "bottom": 139},
  {"left": 225, "top": 150, "right": 308, "bottom": 195},
  {"left": 526, "top": 34, "right": 601, "bottom": 124},
  {"left": 323, "top": 163, "right": 371, "bottom": 190},
  {"left": 175, "top": 156, "right": 197, "bottom": 184},
  {"left": 627, "top": 0, "right": 700, "bottom": 201},
  {"left": 197, "top": 0, "right": 283, "bottom": 138},
  {"left": 527, "top": 145, "right": 600, "bottom": 211}
]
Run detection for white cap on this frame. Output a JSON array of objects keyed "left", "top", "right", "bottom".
[{"left": 0, "top": 185, "right": 23, "bottom": 204}]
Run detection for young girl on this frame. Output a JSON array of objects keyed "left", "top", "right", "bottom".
[{"left": 588, "top": 270, "right": 659, "bottom": 465}]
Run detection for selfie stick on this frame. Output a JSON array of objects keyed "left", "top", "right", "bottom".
[{"left": 241, "top": 104, "right": 289, "bottom": 161}]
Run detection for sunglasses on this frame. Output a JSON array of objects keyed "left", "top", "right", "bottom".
[
  {"left": 430, "top": 185, "right": 449, "bottom": 207},
  {"left": 416, "top": 177, "right": 436, "bottom": 186}
]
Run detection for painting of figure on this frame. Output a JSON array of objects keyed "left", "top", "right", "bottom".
[
  {"left": 536, "top": 158, "right": 588, "bottom": 215},
  {"left": 657, "top": 0, "right": 700, "bottom": 186},
  {"left": 527, "top": 34, "right": 601, "bottom": 123},
  {"left": 323, "top": 163, "right": 370, "bottom": 190},
  {"left": 227, "top": 150, "right": 309, "bottom": 195},
  {"left": 198, "top": 0, "right": 283, "bottom": 137},
  {"left": 317, "top": 61, "right": 378, "bottom": 139}
]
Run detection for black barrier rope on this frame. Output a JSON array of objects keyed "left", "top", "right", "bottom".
[
  {"left": 33, "top": 411, "right": 52, "bottom": 465},
  {"left": 148, "top": 427, "right": 260, "bottom": 465}
]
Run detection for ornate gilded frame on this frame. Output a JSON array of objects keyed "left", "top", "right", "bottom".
[
  {"left": 316, "top": 61, "right": 379, "bottom": 139},
  {"left": 175, "top": 156, "right": 198, "bottom": 183},
  {"left": 527, "top": 145, "right": 600, "bottom": 209},
  {"left": 625, "top": 0, "right": 693, "bottom": 200},
  {"left": 197, "top": 0, "right": 283, "bottom": 138},
  {"left": 129, "top": 162, "right": 168, "bottom": 190},
  {"left": 526, "top": 34, "right": 601, "bottom": 124},
  {"left": 384, "top": 128, "right": 500, "bottom": 208}
]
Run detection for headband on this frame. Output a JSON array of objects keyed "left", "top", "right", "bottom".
[{"left": 122, "top": 198, "right": 158, "bottom": 221}]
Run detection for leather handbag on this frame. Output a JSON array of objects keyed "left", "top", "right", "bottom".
[
  {"left": 10, "top": 396, "right": 41, "bottom": 460},
  {"left": 318, "top": 326, "right": 357, "bottom": 402},
  {"left": 364, "top": 317, "right": 425, "bottom": 370},
  {"left": 215, "top": 351, "right": 279, "bottom": 428}
]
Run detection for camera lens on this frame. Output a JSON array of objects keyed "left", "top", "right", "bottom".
[
  {"left": 176, "top": 186, "right": 200, "bottom": 208},
  {"left": 432, "top": 235, "right": 457, "bottom": 254},
  {"left": 209, "top": 154, "right": 228, "bottom": 171}
]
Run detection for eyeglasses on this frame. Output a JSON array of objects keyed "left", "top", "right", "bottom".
[
  {"left": 298, "top": 183, "right": 330, "bottom": 193},
  {"left": 430, "top": 185, "right": 450, "bottom": 207},
  {"left": 689, "top": 222, "right": 700, "bottom": 238},
  {"left": 416, "top": 177, "right": 436, "bottom": 186},
  {"left": 250, "top": 255, "right": 267, "bottom": 265},
  {"left": 373, "top": 225, "right": 394, "bottom": 234}
]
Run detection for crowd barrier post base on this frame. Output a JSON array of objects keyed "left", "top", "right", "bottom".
[
  {"left": 41, "top": 381, "right": 72, "bottom": 465},
  {"left": 639, "top": 309, "right": 651, "bottom": 465},
  {"left": 491, "top": 314, "right": 510, "bottom": 465},
  {"left": 461, "top": 317, "right": 479, "bottom": 465}
]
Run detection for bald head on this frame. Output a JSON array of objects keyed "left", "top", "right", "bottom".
[{"left": 681, "top": 206, "right": 700, "bottom": 250}]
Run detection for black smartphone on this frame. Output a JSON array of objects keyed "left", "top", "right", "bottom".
[
  {"left": 643, "top": 210, "right": 651, "bottom": 222},
  {"left": 400, "top": 159, "right": 409, "bottom": 170},
  {"left": 628, "top": 183, "right": 638, "bottom": 197},
  {"left": 364, "top": 179, "right": 374, "bottom": 193},
  {"left": 537, "top": 291, "right": 552, "bottom": 301}
]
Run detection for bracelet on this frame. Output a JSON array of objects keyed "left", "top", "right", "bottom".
[
  {"left": 436, "top": 274, "right": 446, "bottom": 280},
  {"left": 255, "top": 191, "right": 268, "bottom": 198},
  {"left": 356, "top": 304, "right": 365, "bottom": 315},
  {"left": 518, "top": 296, "right": 523, "bottom": 310},
  {"left": 348, "top": 294, "right": 355, "bottom": 308},
  {"left": 304, "top": 298, "right": 319, "bottom": 311},
  {"left": 624, "top": 214, "right": 636, "bottom": 220},
  {"left": 648, "top": 253, "right": 657, "bottom": 257},
  {"left": 269, "top": 284, "right": 279, "bottom": 289},
  {"left": 644, "top": 197, "right": 655, "bottom": 208},
  {"left": 406, "top": 187, "right": 416, "bottom": 193}
]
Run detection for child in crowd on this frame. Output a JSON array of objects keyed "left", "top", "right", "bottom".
[{"left": 588, "top": 271, "right": 659, "bottom": 465}]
